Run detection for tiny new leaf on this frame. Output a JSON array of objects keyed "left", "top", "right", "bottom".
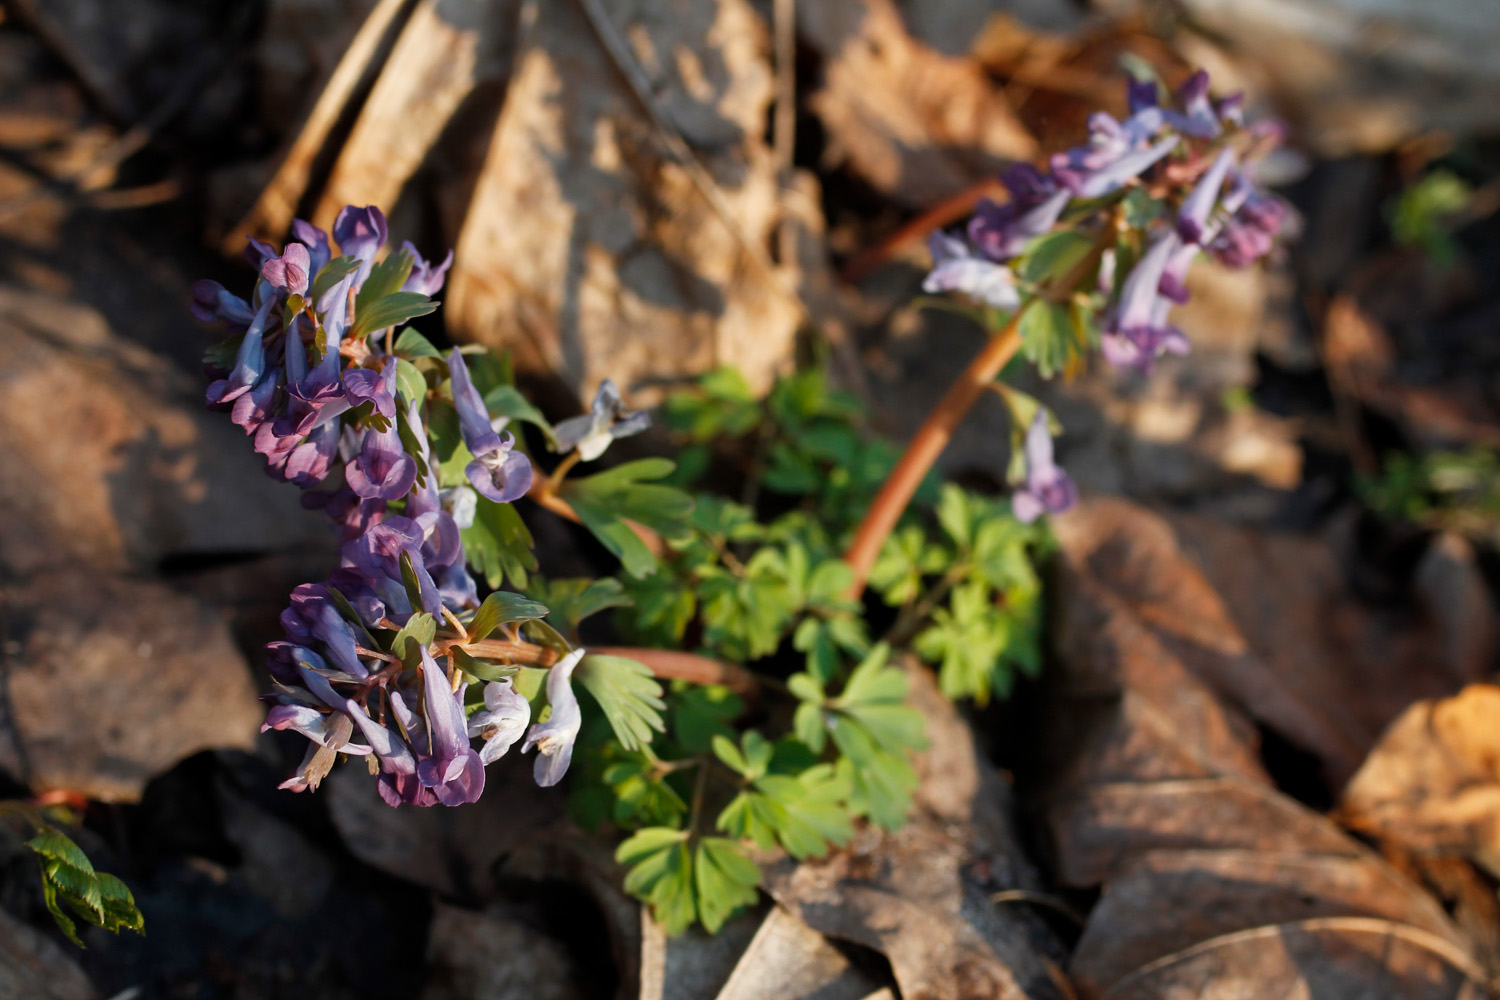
[{"left": 467, "top": 591, "right": 550, "bottom": 643}]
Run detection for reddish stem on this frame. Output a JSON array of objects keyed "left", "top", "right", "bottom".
[{"left": 843, "top": 312, "right": 1025, "bottom": 599}]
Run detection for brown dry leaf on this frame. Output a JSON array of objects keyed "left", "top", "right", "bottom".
[
  {"left": 233, "top": 0, "right": 807, "bottom": 399},
  {"left": 797, "top": 0, "right": 1036, "bottom": 209},
  {"left": 1046, "top": 496, "right": 1487, "bottom": 999},
  {"left": 1341, "top": 685, "right": 1500, "bottom": 875},
  {"left": 1052, "top": 496, "right": 1478, "bottom": 787},
  {"left": 306, "top": 0, "right": 522, "bottom": 231},
  {"left": 223, "top": 0, "right": 412, "bottom": 250},
  {"left": 446, "top": 0, "right": 801, "bottom": 399},
  {"left": 761, "top": 662, "right": 1070, "bottom": 1000},
  {"left": 708, "top": 906, "right": 886, "bottom": 1000}
]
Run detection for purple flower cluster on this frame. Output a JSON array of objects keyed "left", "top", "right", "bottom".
[
  {"left": 921, "top": 70, "right": 1294, "bottom": 522},
  {"left": 196, "top": 206, "right": 585, "bottom": 806},
  {"left": 924, "top": 70, "right": 1289, "bottom": 374}
]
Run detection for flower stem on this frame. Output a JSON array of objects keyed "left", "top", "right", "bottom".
[
  {"left": 843, "top": 310, "right": 1026, "bottom": 599},
  {"left": 458, "top": 639, "right": 757, "bottom": 696}
]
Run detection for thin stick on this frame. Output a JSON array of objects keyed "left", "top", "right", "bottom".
[{"left": 843, "top": 311, "right": 1026, "bottom": 598}]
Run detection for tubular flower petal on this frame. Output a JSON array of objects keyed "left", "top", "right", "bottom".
[
  {"left": 1011, "top": 412, "right": 1077, "bottom": 523},
  {"left": 523, "top": 648, "right": 585, "bottom": 787}
]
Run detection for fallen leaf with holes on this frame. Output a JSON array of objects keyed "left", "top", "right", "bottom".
[
  {"left": 761, "top": 661, "right": 1071, "bottom": 1000},
  {"left": 1341, "top": 685, "right": 1500, "bottom": 876},
  {"left": 1044, "top": 496, "right": 1487, "bottom": 999},
  {"left": 797, "top": 0, "right": 1035, "bottom": 208}
]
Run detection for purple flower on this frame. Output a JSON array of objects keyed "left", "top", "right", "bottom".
[
  {"left": 553, "top": 380, "right": 650, "bottom": 462},
  {"left": 1165, "top": 70, "right": 1221, "bottom": 139},
  {"left": 343, "top": 698, "right": 424, "bottom": 805},
  {"left": 283, "top": 420, "right": 341, "bottom": 488},
  {"left": 1053, "top": 133, "right": 1179, "bottom": 198},
  {"left": 967, "top": 166, "right": 1071, "bottom": 262},
  {"left": 333, "top": 205, "right": 388, "bottom": 286},
  {"left": 344, "top": 359, "right": 399, "bottom": 420},
  {"left": 280, "top": 583, "right": 368, "bottom": 678},
  {"left": 342, "top": 517, "right": 441, "bottom": 618},
  {"left": 1011, "top": 412, "right": 1077, "bottom": 523},
  {"left": 523, "top": 648, "right": 584, "bottom": 787},
  {"left": 413, "top": 648, "right": 485, "bottom": 805},
  {"left": 191, "top": 280, "right": 256, "bottom": 327},
  {"left": 1177, "top": 148, "right": 1236, "bottom": 246},
  {"left": 346, "top": 425, "right": 418, "bottom": 501},
  {"left": 292, "top": 219, "right": 331, "bottom": 275},
  {"left": 468, "top": 679, "right": 531, "bottom": 765},
  {"left": 923, "top": 233, "right": 1020, "bottom": 310},
  {"left": 447, "top": 349, "right": 534, "bottom": 503},
  {"left": 245, "top": 237, "right": 278, "bottom": 270},
  {"left": 401, "top": 241, "right": 453, "bottom": 296},
  {"left": 1207, "top": 176, "right": 1289, "bottom": 268},
  {"left": 262, "top": 704, "right": 372, "bottom": 756},
  {"left": 1101, "top": 231, "right": 1189, "bottom": 375},
  {"left": 205, "top": 297, "right": 275, "bottom": 407},
  {"left": 261, "top": 243, "right": 311, "bottom": 298}
]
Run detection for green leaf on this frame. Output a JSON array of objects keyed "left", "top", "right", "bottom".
[
  {"left": 390, "top": 612, "right": 436, "bottom": 663},
  {"left": 451, "top": 646, "right": 517, "bottom": 683},
  {"left": 393, "top": 358, "right": 428, "bottom": 406},
  {"left": 468, "top": 591, "right": 550, "bottom": 642},
  {"left": 756, "top": 764, "right": 854, "bottom": 859},
  {"left": 462, "top": 496, "right": 538, "bottom": 590},
  {"left": 562, "top": 460, "right": 693, "bottom": 578},
  {"left": 830, "top": 722, "right": 918, "bottom": 830},
  {"left": 27, "top": 831, "right": 95, "bottom": 876},
  {"left": 352, "top": 291, "right": 439, "bottom": 340},
  {"left": 603, "top": 753, "right": 689, "bottom": 828},
  {"left": 37, "top": 865, "right": 82, "bottom": 947},
  {"left": 484, "top": 385, "right": 556, "bottom": 448},
  {"left": 670, "top": 683, "right": 743, "bottom": 755},
  {"left": 1017, "top": 230, "right": 1094, "bottom": 286},
  {"left": 309, "top": 255, "right": 360, "bottom": 304},
  {"left": 203, "top": 333, "right": 242, "bottom": 370},
  {"left": 577, "top": 655, "right": 666, "bottom": 752},
  {"left": 356, "top": 248, "right": 414, "bottom": 312},
  {"left": 715, "top": 790, "right": 784, "bottom": 850},
  {"left": 694, "top": 839, "right": 761, "bottom": 933},
  {"left": 398, "top": 550, "right": 427, "bottom": 611},
  {"left": 526, "top": 577, "right": 630, "bottom": 637},
  {"left": 617, "top": 828, "right": 698, "bottom": 935},
  {"left": 1017, "top": 300, "right": 1075, "bottom": 379},
  {"left": 622, "top": 569, "right": 697, "bottom": 645},
  {"left": 394, "top": 326, "right": 443, "bottom": 359}
]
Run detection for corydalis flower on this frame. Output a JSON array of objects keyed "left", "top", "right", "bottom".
[
  {"left": 967, "top": 165, "right": 1070, "bottom": 262},
  {"left": 524, "top": 648, "right": 585, "bottom": 787},
  {"left": 1011, "top": 412, "right": 1077, "bottom": 523},
  {"left": 447, "top": 349, "right": 533, "bottom": 503},
  {"left": 1101, "top": 231, "right": 1189, "bottom": 375},
  {"left": 923, "top": 233, "right": 1020, "bottom": 310},
  {"left": 553, "top": 380, "right": 650, "bottom": 461},
  {"left": 468, "top": 678, "right": 531, "bottom": 765},
  {"left": 413, "top": 647, "right": 485, "bottom": 805}
]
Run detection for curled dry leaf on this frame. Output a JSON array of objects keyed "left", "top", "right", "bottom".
[
  {"left": 1341, "top": 685, "right": 1500, "bottom": 876},
  {"left": 1045, "top": 496, "right": 1486, "bottom": 999},
  {"left": 761, "top": 660, "right": 1070, "bottom": 1000},
  {"left": 797, "top": 0, "right": 1036, "bottom": 208}
]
